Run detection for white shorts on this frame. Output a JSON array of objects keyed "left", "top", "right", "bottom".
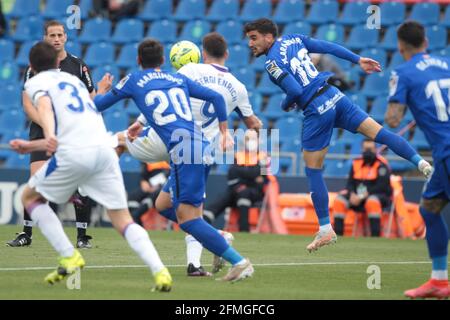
[
  {"left": 125, "top": 127, "right": 170, "bottom": 163},
  {"left": 29, "top": 146, "right": 128, "bottom": 210}
]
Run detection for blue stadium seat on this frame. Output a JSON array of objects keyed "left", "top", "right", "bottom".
[
  {"left": 282, "top": 21, "right": 311, "bottom": 36},
  {"left": 325, "top": 54, "right": 352, "bottom": 71},
  {"left": 315, "top": 24, "right": 344, "bottom": 45},
  {"left": 0, "top": 130, "right": 28, "bottom": 144},
  {"left": 257, "top": 73, "right": 283, "bottom": 95},
  {"left": 443, "top": 5, "right": 450, "bottom": 28},
  {"left": 359, "top": 48, "right": 387, "bottom": 71},
  {"left": 388, "top": 51, "right": 405, "bottom": 70},
  {"left": 240, "top": 0, "right": 272, "bottom": 23},
  {"left": 103, "top": 111, "right": 129, "bottom": 133},
  {"left": 264, "top": 94, "right": 286, "bottom": 120},
  {"left": 361, "top": 72, "right": 389, "bottom": 99},
  {"left": 173, "top": 0, "right": 206, "bottom": 22},
  {"left": 179, "top": 20, "right": 211, "bottom": 45},
  {"left": 116, "top": 43, "right": 139, "bottom": 69},
  {"left": 206, "top": 0, "right": 239, "bottom": 22},
  {"left": 12, "top": 16, "right": 44, "bottom": 43},
  {"left": 0, "top": 84, "right": 21, "bottom": 110},
  {"left": 0, "top": 109, "right": 26, "bottom": 132},
  {"left": 0, "top": 61, "right": 19, "bottom": 86},
  {"left": 119, "top": 154, "right": 141, "bottom": 172},
  {"left": 111, "top": 19, "right": 144, "bottom": 44},
  {"left": 432, "top": 47, "right": 450, "bottom": 58},
  {"left": 409, "top": 2, "right": 440, "bottom": 26},
  {"left": 370, "top": 96, "right": 388, "bottom": 123},
  {"left": 78, "top": 18, "right": 111, "bottom": 44},
  {"left": 380, "top": 26, "right": 397, "bottom": 51},
  {"left": 379, "top": 2, "right": 405, "bottom": 27},
  {"left": 273, "top": 0, "right": 305, "bottom": 25},
  {"left": 146, "top": 19, "right": 177, "bottom": 44},
  {"left": 339, "top": 1, "right": 369, "bottom": 26},
  {"left": 250, "top": 55, "right": 266, "bottom": 73},
  {"left": 16, "top": 41, "right": 38, "bottom": 68},
  {"left": 411, "top": 128, "right": 429, "bottom": 150},
  {"left": 0, "top": 39, "right": 14, "bottom": 63},
  {"left": 7, "top": 0, "right": 40, "bottom": 19},
  {"left": 161, "top": 43, "right": 174, "bottom": 71},
  {"left": 345, "top": 24, "right": 379, "bottom": 51},
  {"left": 42, "top": 0, "right": 73, "bottom": 20},
  {"left": 227, "top": 45, "right": 250, "bottom": 70},
  {"left": 65, "top": 41, "right": 82, "bottom": 57},
  {"left": 280, "top": 137, "right": 301, "bottom": 153},
  {"left": 324, "top": 160, "right": 350, "bottom": 177},
  {"left": 306, "top": 0, "right": 338, "bottom": 25},
  {"left": 4, "top": 153, "right": 29, "bottom": 169},
  {"left": 92, "top": 65, "right": 120, "bottom": 85},
  {"left": 79, "top": 0, "right": 93, "bottom": 20},
  {"left": 234, "top": 67, "right": 256, "bottom": 90},
  {"left": 339, "top": 130, "right": 363, "bottom": 146},
  {"left": 328, "top": 141, "right": 346, "bottom": 154},
  {"left": 139, "top": 0, "right": 173, "bottom": 22},
  {"left": 385, "top": 149, "right": 415, "bottom": 172},
  {"left": 276, "top": 116, "right": 302, "bottom": 139},
  {"left": 248, "top": 91, "right": 263, "bottom": 113},
  {"left": 348, "top": 93, "right": 367, "bottom": 112},
  {"left": 84, "top": 42, "right": 115, "bottom": 68},
  {"left": 346, "top": 67, "right": 362, "bottom": 92},
  {"left": 426, "top": 25, "right": 447, "bottom": 51},
  {"left": 215, "top": 20, "right": 244, "bottom": 45}
]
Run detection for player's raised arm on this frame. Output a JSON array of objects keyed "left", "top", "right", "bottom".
[{"left": 94, "top": 74, "right": 130, "bottom": 112}]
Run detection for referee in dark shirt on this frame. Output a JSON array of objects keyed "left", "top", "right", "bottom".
[{"left": 7, "top": 21, "right": 98, "bottom": 248}]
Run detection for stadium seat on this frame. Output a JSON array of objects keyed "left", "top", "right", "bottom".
[
  {"left": 111, "top": 19, "right": 144, "bottom": 44},
  {"left": 227, "top": 45, "right": 250, "bottom": 70},
  {"left": 388, "top": 52, "right": 405, "bottom": 70},
  {"left": 116, "top": 43, "right": 139, "bottom": 69},
  {"left": 179, "top": 20, "right": 211, "bottom": 45},
  {"left": 103, "top": 111, "right": 129, "bottom": 133},
  {"left": 240, "top": 0, "right": 272, "bottom": 23},
  {"left": 380, "top": 26, "right": 398, "bottom": 51},
  {"left": 16, "top": 41, "right": 38, "bottom": 68},
  {"left": 432, "top": 47, "right": 450, "bottom": 58},
  {"left": 282, "top": 21, "right": 311, "bottom": 36},
  {"left": 273, "top": 0, "right": 305, "bottom": 25},
  {"left": 348, "top": 93, "right": 367, "bottom": 112},
  {"left": 4, "top": 153, "right": 29, "bottom": 169},
  {"left": 42, "top": 0, "right": 73, "bottom": 20},
  {"left": 359, "top": 48, "right": 387, "bottom": 71},
  {"left": 250, "top": 55, "right": 266, "bottom": 73},
  {"left": 65, "top": 41, "right": 82, "bottom": 57},
  {"left": 215, "top": 20, "right": 244, "bottom": 45},
  {"left": 139, "top": 0, "right": 173, "bottom": 22},
  {"left": 385, "top": 149, "right": 415, "bottom": 172},
  {"left": 264, "top": 94, "right": 286, "bottom": 120},
  {"left": 280, "top": 137, "right": 301, "bottom": 153},
  {"left": 275, "top": 117, "right": 302, "bottom": 139},
  {"left": 345, "top": 67, "right": 361, "bottom": 92},
  {"left": 0, "top": 61, "right": 19, "bottom": 86},
  {"left": 306, "top": 0, "right": 338, "bottom": 25},
  {"left": 7, "top": 0, "right": 40, "bottom": 19},
  {"left": 339, "top": 130, "right": 363, "bottom": 146},
  {"left": 0, "top": 39, "right": 14, "bottom": 63},
  {"left": 0, "top": 83, "right": 21, "bottom": 109},
  {"left": 411, "top": 128, "right": 429, "bottom": 150},
  {"left": 325, "top": 54, "right": 352, "bottom": 71},
  {"left": 119, "top": 154, "right": 141, "bottom": 172},
  {"left": 248, "top": 91, "right": 262, "bottom": 113},
  {"left": 315, "top": 24, "right": 345, "bottom": 45},
  {"left": 0, "top": 109, "right": 26, "bottom": 132},
  {"left": 370, "top": 96, "right": 388, "bottom": 123},
  {"left": 206, "top": 0, "right": 239, "bottom": 22},
  {"left": 324, "top": 160, "right": 350, "bottom": 177},
  {"left": 173, "top": 0, "right": 206, "bottom": 22},
  {"left": 426, "top": 25, "right": 447, "bottom": 51},
  {"left": 234, "top": 67, "right": 256, "bottom": 90},
  {"left": 346, "top": 24, "right": 379, "bottom": 51},
  {"left": 146, "top": 19, "right": 177, "bottom": 44},
  {"left": 328, "top": 141, "right": 346, "bottom": 155},
  {"left": 78, "top": 18, "right": 111, "bottom": 44},
  {"left": 79, "top": 0, "right": 93, "bottom": 20},
  {"left": 361, "top": 72, "right": 389, "bottom": 99},
  {"left": 379, "top": 2, "right": 405, "bottom": 27},
  {"left": 84, "top": 42, "right": 115, "bottom": 68},
  {"left": 409, "top": 2, "right": 440, "bottom": 26},
  {"left": 161, "top": 43, "right": 174, "bottom": 70},
  {"left": 11, "top": 16, "right": 44, "bottom": 43},
  {"left": 339, "top": 1, "right": 369, "bottom": 26},
  {"left": 257, "top": 73, "right": 283, "bottom": 95},
  {"left": 443, "top": 5, "right": 450, "bottom": 28},
  {"left": 92, "top": 65, "right": 120, "bottom": 85}
]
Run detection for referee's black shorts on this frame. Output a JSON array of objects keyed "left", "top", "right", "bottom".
[{"left": 29, "top": 122, "right": 50, "bottom": 163}]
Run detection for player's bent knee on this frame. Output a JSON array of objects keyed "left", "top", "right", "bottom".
[
  {"left": 21, "top": 186, "right": 44, "bottom": 207},
  {"left": 107, "top": 208, "right": 134, "bottom": 232},
  {"left": 420, "top": 197, "right": 447, "bottom": 214}
]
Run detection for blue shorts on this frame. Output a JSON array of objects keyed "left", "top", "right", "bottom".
[
  {"left": 302, "top": 86, "right": 369, "bottom": 152},
  {"left": 162, "top": 162, "right": 211, "bottom": 209},
  {"left": 422, "top": 157, "right": 450, "bottom": 200}
]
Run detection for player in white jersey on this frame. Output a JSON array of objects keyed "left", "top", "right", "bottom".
[
  {"left": 11, "top": 42, "right": 172, "bottom": 291},
  {"left": 108, "top": 33, "right": 262, "bottom": 276}
]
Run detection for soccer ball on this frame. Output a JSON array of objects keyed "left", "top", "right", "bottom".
[{"left": 169, "top": 41, "right": 201, "bottom": 70}]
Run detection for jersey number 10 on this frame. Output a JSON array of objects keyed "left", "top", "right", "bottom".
[{"left": 426, "top": 79, "right": 450, "bottom": 122}]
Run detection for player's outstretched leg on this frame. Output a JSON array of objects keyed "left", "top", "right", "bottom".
[
  {"left": 109, "top": 209, "right": 172, "bottom": 292},
  {"left": 357, "top": 118, "right": 433, "bottom": 178}
]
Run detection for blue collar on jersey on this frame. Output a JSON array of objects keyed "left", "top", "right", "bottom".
[
  {"left": 411, "top": 52, "right": 427, "bottom": 59},
  {"left": 210, "top": 63, "right": 229, "bottom": 73}
]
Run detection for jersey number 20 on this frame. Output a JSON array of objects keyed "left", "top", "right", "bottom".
[{"left": 145, "top": 88, "right": 192, "bottom": 125}]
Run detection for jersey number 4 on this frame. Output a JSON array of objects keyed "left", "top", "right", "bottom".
[
  {"left": 426, "top": 79, "right": 450, "bottom": 122},
  {"left": 145, "top": 88, "right": 192, "bottom": 125}
]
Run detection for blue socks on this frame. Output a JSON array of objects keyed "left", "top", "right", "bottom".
[
  {"left": 374, "top": 128, "right": 422, "bottom": 166},
  {"left": 420, "top": 207, "right": 448, "bottom": 273},
  {"left": 305, "top": 167, "right": 330, "bottom": 226},
  {"left": 159, "top": 208, "right": 177, "bottom": 223},
  {"left": 179, "top": 218, "right": 244, "bottom": 265}
]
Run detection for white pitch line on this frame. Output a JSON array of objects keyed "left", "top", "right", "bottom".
[{"left": 0, "top": 261, "right": 431, "bottom": 272}]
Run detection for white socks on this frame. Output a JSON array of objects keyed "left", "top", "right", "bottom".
[
  {"left": 124, "top": 223, "right": 165, "bottom": 275},
  {"left": 185, "top": 234, "right": 203, "bottom": 268},
  {"left": 431, "top": 270, "right": 448, "bottom": 281},
  {"left": 30, "top": 203, "right": 74, "bottom": 258},
  {"left": 319, "top": 223, "right": 333, "bottom": 233}
]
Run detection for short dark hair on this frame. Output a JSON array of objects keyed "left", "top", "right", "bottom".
[
  {"left": 244, "top": 18, "right": 278, "bottom": 38},
  {"left": 203, "top": 32, "right": 227, "bottom": 59},
  {"left": 29, "top": 41, "right": 58, "bottom": 73},
  {"left": 397, "top": 21, "right": 426, "bottom": 48},
  {"left": 362, "top": 138, "right": 375, "bottom": 145},
  {"left": 138, "top": 38, "right": 164, "bottom": 69},
  {"left": 44, "top": 20, "right": 66, "bottom": 35}
]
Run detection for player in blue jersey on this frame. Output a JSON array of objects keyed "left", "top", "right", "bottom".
[
  {"left": 94, "top": 39, "right": 254, "bottom": 282},
  {"left": 244, "top": 18, "right": 432, "bottom": 252},
  {"left": 384, "top": 21, "right": 450, "bottom": 299}
]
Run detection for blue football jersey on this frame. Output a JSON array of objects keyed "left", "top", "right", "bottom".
[{"left": 388, "top": 53, "right": 450, "bottom": 161}]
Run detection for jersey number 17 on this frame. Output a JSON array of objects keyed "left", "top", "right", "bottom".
[{"left": 426, "top": 78, "right": 450, "bottom": 122}]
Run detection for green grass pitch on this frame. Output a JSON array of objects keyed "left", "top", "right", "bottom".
[{"left": 0, "top": 224, "right": 439, "bottom": 300}]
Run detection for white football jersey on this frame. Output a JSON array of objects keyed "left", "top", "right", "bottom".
[
  {"left": 178, "top": 63, "right": 254, "bottom": 141},
  {"left": 25, "top": 70, "right": 110, "bottom": 150}
]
